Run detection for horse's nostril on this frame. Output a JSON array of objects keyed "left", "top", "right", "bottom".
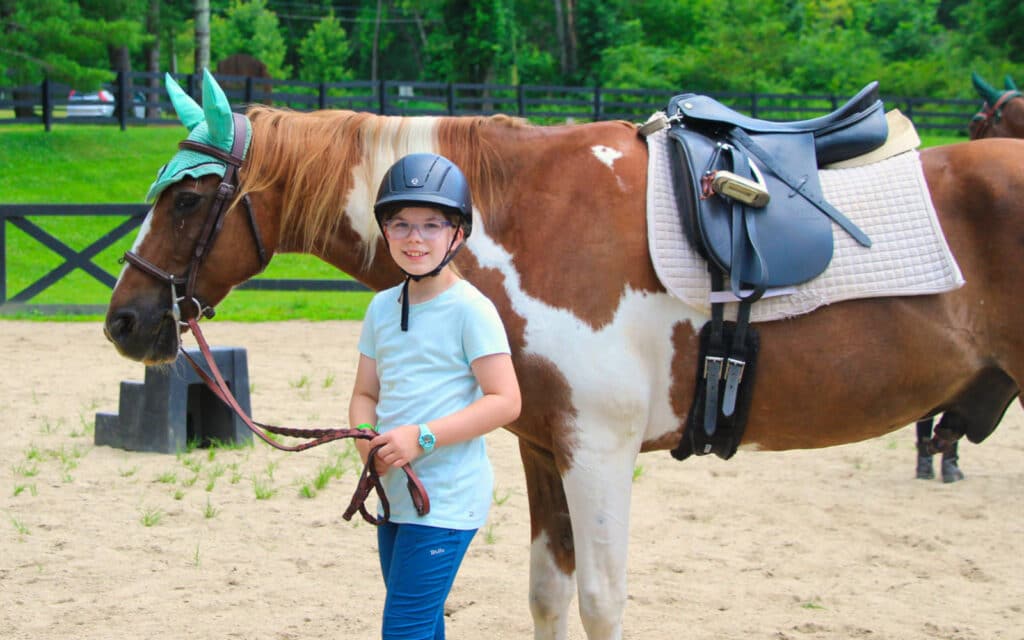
[{"left": 107, "top": 309, "right": 138, "bottom": 340}]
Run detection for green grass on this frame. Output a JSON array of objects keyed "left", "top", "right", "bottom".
[
  {"left": 0, "top": 124, "right": 371, "bottom": 321},
  {"left": 0, "top": 124, "right": 969, "bottom": 322}
]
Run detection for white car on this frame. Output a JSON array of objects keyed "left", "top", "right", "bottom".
[{"left": 67, "top": 89, "right": 151, "bottom": 118}]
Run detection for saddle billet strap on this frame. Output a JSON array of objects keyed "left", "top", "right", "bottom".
[
  {"left": 723, "top": 148, "right": 769, "bottom": 302},
  {"left": 721, "top": 301, "right": 752, "bottom": 417},
  {"left": 181, "top": 317, "right": 430, "bottom": 522},
  {"left": 727, "top": 128, "right": 872, "bottom": 248},
  {"left": 703, "top": 270, "right": 727, "bottom": 437}
]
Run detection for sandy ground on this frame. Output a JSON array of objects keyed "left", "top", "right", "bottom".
[{"left": 1, "top": 320, "right": 1022, "bottom": 640}]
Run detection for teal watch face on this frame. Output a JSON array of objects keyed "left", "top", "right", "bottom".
[{"left": 418, "top": 424, "right": 436, "bottom": 452}]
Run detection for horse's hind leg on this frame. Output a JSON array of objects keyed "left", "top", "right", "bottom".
[{"left": 520, "top": 440, "right": 576, "bottom": 640}]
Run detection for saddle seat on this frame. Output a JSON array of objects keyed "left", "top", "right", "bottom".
[{"left": 675, "top": 81, "right": 883, "bottom": 165}]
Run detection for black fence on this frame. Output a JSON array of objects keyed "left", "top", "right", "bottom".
[
  {"left": 0, "top": 70, "right": 979, "bottom": 134},
  {"left": 0, "top": 204, "right": 368, "bottom": 315}
]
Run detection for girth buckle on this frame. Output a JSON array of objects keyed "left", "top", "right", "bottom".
[{"left": 703, "top": 355, "right": 724, "bottom": 379}]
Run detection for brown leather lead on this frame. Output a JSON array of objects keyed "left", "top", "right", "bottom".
[{"left": 182, "top": 317, "right": 430, "bottom": 524}]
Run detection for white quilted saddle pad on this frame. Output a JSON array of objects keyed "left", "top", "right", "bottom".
[{"left": 645, "top": 127, "right": 965, "bottom": 322}]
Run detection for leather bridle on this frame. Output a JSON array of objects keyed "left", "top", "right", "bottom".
[
  {"left": 123, "top": 112, "right": 268, "bottom": 325},
  {"left": 120, "top": 112, "right": 430, "bottom": 524},
  {"left": 969, "top": 90, "right": 1023, "bottom": 139}
]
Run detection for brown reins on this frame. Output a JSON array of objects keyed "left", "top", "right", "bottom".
[
  {"left": 121, "top": 113, "right": 429, "bottom": 525},
  {"left": 181, "top": 316, "right": 429, "bottom": 525},
  {"left": 969, "top": 89, "right": 1023, "bottom": 139}
]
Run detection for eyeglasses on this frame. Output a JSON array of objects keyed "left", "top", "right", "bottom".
[{"left": 383, "top": 219, "right": 453, "bottom": 240}]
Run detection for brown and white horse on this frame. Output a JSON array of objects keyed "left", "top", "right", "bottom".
[
  {"left": 105, "top": 76, "right": 1024, "bottom": 639},
  {"left": 969, "top": 72, "right": 1024, "bottom": 139}
]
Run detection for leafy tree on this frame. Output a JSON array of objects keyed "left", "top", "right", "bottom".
[
  {"left": 298, "top": 11, "right": 353, "bottom": 83},
  {"left": 572, "top": 0, "right": 622, "bottom": 85},
  {"left": 0, "top": 0, "right": 140, "bottom": 89},
  {"left": 210, "top": 0, "right": 290, "bottom": 77}
]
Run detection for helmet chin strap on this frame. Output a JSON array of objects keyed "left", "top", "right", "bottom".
[{"left": 397, "top": 226, "right": 464, "bottom": 331}]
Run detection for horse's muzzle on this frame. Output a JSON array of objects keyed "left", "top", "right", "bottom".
[{"left": 104, "top": 303, "right": 181, "bottom": 364}]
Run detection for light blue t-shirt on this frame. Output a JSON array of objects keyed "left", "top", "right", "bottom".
[{"left": 358, "top": 279, "right": 511, "bottom": 529}]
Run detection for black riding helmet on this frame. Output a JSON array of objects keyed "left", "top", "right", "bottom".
[
  {"left": 373, "top": 153, "right": 473, "bottom": 331},
  {"left": 374, "top": 152, "right": 473, "bottom": 238}
]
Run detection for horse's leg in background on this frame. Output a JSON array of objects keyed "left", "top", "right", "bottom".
[
  {"left": 915, "top": 418, "right": 935, "bottom": 479},
  {"left": 560, "top": 434, "right": 640, "bottom": 640},
  {"left": 520, "top": 440, "right": 576, "bottom": 640}
]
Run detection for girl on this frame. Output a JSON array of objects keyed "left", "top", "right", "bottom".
[{"left": 349, "top": 153, "right": 521, "bottom": 639}]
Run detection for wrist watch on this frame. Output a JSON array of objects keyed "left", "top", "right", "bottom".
[{"left": 417, "top": 423, "right": 436, "bottom": 453}]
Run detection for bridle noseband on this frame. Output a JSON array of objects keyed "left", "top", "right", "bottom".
[
  {"left": 970, "top": 90, "right": 1023, "bottom": 139},
  {"left": 123, "top": 112, "right": 268, "bottom": 325}
]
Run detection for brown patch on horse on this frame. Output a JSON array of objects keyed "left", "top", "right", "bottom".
[
  {"left": 456, "top": 250, "right": 580, "bottom": 471},
  {"left": 439, "top": 117, "right": 663, "bottom": 330},
  {"left": 520, "top": 439, "right": 576, "bottom": 575}
]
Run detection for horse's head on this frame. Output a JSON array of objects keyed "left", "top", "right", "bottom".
[
  {"left": 105, "top": 70, "right": 272, "bottom": 364},
  {"left": 969, "top": 72, "right": 1024, "bottom": 140}
]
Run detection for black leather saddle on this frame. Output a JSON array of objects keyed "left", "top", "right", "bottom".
[
  {"left": 657, "top": 82, "right": 889, "bottom": 459},
  {"left": 665, "top": 81, "right": 887, "bottom": 300}
]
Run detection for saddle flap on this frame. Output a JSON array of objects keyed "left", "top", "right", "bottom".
[{"left": 667, "top": 125, "right": 834, "bottom": 291}]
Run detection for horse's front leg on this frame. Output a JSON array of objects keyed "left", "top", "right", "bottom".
[
  {"left": 520, "top": 440, "right": 576, "bottom": 640},
  {"left": 561, "top": 431, "right": 639, "bottom": 640}
]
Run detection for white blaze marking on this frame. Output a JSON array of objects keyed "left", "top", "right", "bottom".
[{"left": 115, "top": 207, "right": 155, "bottom": 285}]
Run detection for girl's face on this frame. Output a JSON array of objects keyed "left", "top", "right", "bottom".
[{"left": 382, "top": 206, "right": 462, "bottom": 276}]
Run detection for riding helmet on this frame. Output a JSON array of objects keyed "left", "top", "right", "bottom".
[{"left": 373, "top": 153, "right": 473, "bottom": 238}]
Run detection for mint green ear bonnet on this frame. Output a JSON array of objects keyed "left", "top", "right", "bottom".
[{"left": 146, "top": 68, "right": 253, "bottom": 202}]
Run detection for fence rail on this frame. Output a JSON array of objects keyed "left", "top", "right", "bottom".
[
  {"left": 0, "top": 70, "right": 979, "bottom": 134},
  {"left": 0, "top": 204, "right": 368, "bottom": 315}
]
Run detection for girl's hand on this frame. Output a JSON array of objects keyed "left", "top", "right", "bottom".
[{"left": 369, "top": 424, "right": 422, "bottom": 469}]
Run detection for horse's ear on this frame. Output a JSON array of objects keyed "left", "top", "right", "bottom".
[
  {"left": 201, "top": 68, "right": 235, "bottom": 151},
  {"left": 972, "top": 71, "right": 1002, "bottom": 105},
  {"left": 166, "top": 72, "right": 204, "bottom": 131},
  {"left": 1005, "top": 75, "right": 1018, "bottom": 91}
]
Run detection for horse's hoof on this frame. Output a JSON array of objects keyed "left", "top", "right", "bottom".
[
  {"left": 941, "top": 459, "right": 965, "bottom": 483},
  {"left": 915, "top": 456, "right": 934, "bottom": 480}
]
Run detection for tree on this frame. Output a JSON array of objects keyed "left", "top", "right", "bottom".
[
  {"left": 209, "top": 0, "right": 290, "bottom": 77},
  {"left": 298, "top": 11, "right": 353, "bottom": 83},
  {"left": 195, "top": 0, "right": 210, "bottom": 73},
  {"left": 0, "top": 0, "right": 140, "bottom": 88},
  {"left": 0, "top": 0, "right": 142, "bottom": 117}
]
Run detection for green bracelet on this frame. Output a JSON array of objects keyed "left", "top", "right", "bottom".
[{"left": 356, "top": 423, "right": 376, "bottom": 431}]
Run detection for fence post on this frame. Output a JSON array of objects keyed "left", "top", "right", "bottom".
[
  {"left": 318, "top": 83, "right": 326, "bottom": 110},
  {"left": 41, "top": 77, "right": 52, "bottom": 132},
  {"left": 517, "top": 84, "right": 526, "bottom": 117},
  {"left": 378, "top": 80, "right": 387, "bottom": 115},
  {"left": 117, "top": 70, "right": 129, "bottom": 131},
  {"left": 447, "top": 83, "right": 456, "bottom": 115},
  {"left": 187, "top": 73, "right": 198, "bottom": 101},
  {"left": 593, "top": 85, "right": 602, "bottom": 121},
  {"left": 750, "top": 92, "right": 758, "bottom": 118},
  {"left": 0, "top": 212, "right": 6, "bottom": 303},
  {"left": 245, "top": 76, "right": 254, "bottom": 105}
]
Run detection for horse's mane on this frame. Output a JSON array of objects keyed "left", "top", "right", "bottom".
[{"left": 240, "top": 105, "right": 520, "bottom": 265}]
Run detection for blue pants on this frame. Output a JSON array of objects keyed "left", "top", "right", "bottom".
[{"left": 377, "top": 522, "right": 477, "bottom": 640}]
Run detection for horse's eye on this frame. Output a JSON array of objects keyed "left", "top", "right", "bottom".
[{"left": 174, "top": 192, "right": 202, "bottom": 212}]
